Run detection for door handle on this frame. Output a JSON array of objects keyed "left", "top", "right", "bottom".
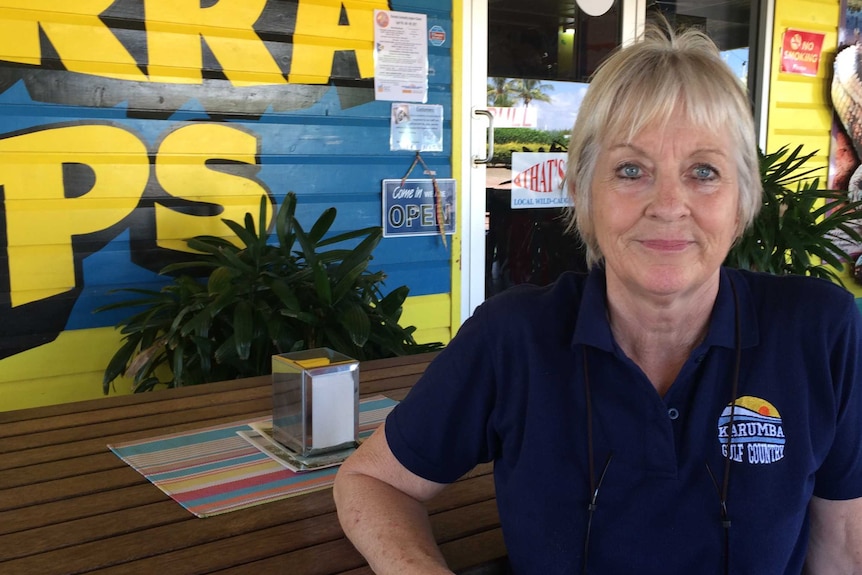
[{"left": 472, "top": 109, "right": 495, "bottom": 165}]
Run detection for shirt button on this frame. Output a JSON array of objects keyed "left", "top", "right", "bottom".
[
  {"left": 668, "top": 408, "right": 680, "bottom": 420},
  {"left": 694, "top": 355, "right": 705, "bottom": 364}
]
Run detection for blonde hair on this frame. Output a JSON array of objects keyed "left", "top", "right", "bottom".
[{"left": 564, "top": 21, "right": 762, "bottom": 267}]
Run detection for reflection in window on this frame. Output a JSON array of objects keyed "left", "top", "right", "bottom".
[
  {"left": 647, "top": 1, "right": 758, "bottom": 101},
  {"left": 488, "top": 0, "right": 620, "bottom": 82}
]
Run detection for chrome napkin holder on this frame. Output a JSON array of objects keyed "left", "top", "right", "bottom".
[{"left": 271, "top": 348, "right": 359, "bottom": 470}]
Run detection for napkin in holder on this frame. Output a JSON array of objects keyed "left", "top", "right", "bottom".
[{"left": 271, "top": 348, "right": 359, "bottom": 470}]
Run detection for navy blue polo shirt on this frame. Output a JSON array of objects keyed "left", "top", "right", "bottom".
[{"left": 386, "top": 267, "right": 862, "bottom": 574}]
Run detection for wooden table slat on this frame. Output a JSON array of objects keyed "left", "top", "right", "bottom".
[
  {"left": 184, "top": 501, "right": 500, "bottom": 575},
  {"left": 0, "top": 397, "right": 272, "bottom": 456},
  {"left": 0, "top": 466, "right": 151, "bottom": 512},
  {"left": 0, "top": 484, "right": 169, "bottom": 536},
  {"left": 441, "top": 529, "right": 509, "bottom": 574},
  {"left": 0, "top": 452, "right": 126, "bottom": 490},
  {"left": 0, "top": 385, "right": 272, "bottom": 439},
  {"left": 338, "top": 533, "right": 510, "bottom": 575},
  {"left": 0, "top": 377, "right": 268, "bottom": 424}
]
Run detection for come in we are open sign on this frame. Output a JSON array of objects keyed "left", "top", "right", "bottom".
[{"left": 382, "top": 179, "right": 455, "bottom": 237}]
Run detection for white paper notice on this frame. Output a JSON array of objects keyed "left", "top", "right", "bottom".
[
  {"left": 373, "top": 10, "right": 428, "bottom": 103},
  {"left": 390, "top": 103, "right": 443, "bottom": 151},
  {"left": 311, "top": 371, "right": 355, "bottom": 449}
]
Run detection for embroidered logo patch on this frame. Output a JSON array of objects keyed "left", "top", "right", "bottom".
[{"left": 717, "top": 396, "right": 785, "bottom": 464}]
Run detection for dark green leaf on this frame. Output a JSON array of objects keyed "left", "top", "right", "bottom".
[
  {"left": 276, "top": 192, "right": 298, "bottom": 251},
  {"left": 133, "top": 376, "right": 162, "bottom": 393},
  {"left": 173, "top": 340, "right": 185, "bottom": 387},
  {"left": 340, "top": 302, "right": 371, "bottom": 347},
  {"left": 102, "top": 336, "right": 142, "bottom": 393},
  {"left": 309, "top": 207, "right": 337, "bottom": 244},
  {"left": 208, "top": 266, "right": 234, "bottom": 295},
  {"left": 318, "top": 226, "right": 384, "bottom": 247},
  {"left": 311, "top": 261, "right": 332, "bottom": 306},
  {"left": 293, "top": 222, "right": 318, "bottom": 266},
  {"left": 234, "top": 300, "right": 254, "bottom": 360},
  {"left": 334, "top": 229, "right": 381, "bottom": 281},
  {"left": 378, "top": 286, "right": 409, "bottom": 317},
  {"left": 258, "top": 195, "right": 271, "bottom": 241},
  {"left": 215, "top": 334, "right": 238, "bottom": 364},
  {"left": 222, "top": 217, "right": 259, "bottom": 250},
  {"left": 268, "top": 278, "right": 300, "bottom": 312}
]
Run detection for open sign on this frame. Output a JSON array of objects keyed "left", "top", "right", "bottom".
[{"left": 382, "top": 179, "right": 456, "bottom": 237}]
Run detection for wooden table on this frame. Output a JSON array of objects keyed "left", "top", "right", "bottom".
[{"left": 0, "top": 352, "right": 507, "bottom": 574}]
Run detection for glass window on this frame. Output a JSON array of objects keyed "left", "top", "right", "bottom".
[
  {"left": 647, "top": 1, "right": 761, "bottom": 105},
  {"left": 489, "top": 0, "right": 621, "bottom": 82}
]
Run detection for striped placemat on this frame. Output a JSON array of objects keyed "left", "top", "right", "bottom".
[{"left": 108, "top": 395, "right": 397, "bottom": 517}]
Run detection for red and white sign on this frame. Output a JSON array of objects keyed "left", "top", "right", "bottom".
[
  {"left": 510, "top": 152, "right": 571, "bottom": 209},
  {"left": 488, "top": 106, "right": 538, "bottom": 128},
  {"left": 780, "top": 29, "right": 825, "bottom": 76}
]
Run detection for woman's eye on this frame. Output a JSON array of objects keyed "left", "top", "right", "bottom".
[
  {"left": 617, "top": 164, "right": 641, "bottom": 178},
  {"left": 693, "top": 165, "right": 717, "bottom": 180}
]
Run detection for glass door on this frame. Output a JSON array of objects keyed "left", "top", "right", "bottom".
[{"left": 484, "top": 0, "right": 621, "bottom": 298}]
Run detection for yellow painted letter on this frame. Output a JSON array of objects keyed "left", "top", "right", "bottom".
[
  {"left": 145, "top": 0, "right": 285, "bottom": 86},
  {"left": 154, "top": 124, "right": 271, "bottom": 252},
  {"left": 0, "top": 124, "right": 149, "bottom": 306},
  {"left": 0, "top": 1, "right": 147, "bottom": 80},
  {"left": 288, "top": 0, "right": 387, "bottom": 84}
]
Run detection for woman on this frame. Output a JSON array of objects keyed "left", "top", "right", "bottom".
[{"left": 334, "top": 23, "right": 862, "bottom": 574}]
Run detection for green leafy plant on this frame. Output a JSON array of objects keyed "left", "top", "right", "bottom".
[
  {"left": 99, "top": 193, "right": 442, "bottom": 393},
  {"left": 725, "top": 145, "right": 862, "bottom": 283}
]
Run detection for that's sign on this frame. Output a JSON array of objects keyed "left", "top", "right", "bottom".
[{"left": 510, "top": 152, "right": 571, "bottom": 209}]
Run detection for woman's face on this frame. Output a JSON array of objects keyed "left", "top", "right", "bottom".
[{"left": 591, "top": 118, "right": 739, "bottom": 301}]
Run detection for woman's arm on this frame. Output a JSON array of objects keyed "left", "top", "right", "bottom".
[
  {"left": 804, "top": 495, "right": 862, "bottom": 573},
  {"left": 334, "top": 423, "right": 453, "bottom": 575}
]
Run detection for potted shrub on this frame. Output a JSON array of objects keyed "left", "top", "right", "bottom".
[
  {"left": 100, "top": 192, "right": 441, "bottom": 393},
  {"left": 725, "top": 144, "right": 862, "bottom": 283}
]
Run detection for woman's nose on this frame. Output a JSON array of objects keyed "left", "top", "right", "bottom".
[{"left": 645, "top": 175, "right": 690, "bottom": 220}]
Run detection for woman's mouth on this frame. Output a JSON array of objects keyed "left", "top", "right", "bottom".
[{"left": 641, "top": 240, "right": 691, "bottom": 251}]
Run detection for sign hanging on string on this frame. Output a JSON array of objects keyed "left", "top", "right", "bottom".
[{"left": 382, "top": 178, "right": 456, "bottom": 239}]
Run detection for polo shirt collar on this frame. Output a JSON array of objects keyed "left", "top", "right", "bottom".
[
  {"left": 571, "top": 267, "right": 614, "bottom": 351},
  {"left": 572, "top": 266, "right": 759, "bottom": 352}
]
